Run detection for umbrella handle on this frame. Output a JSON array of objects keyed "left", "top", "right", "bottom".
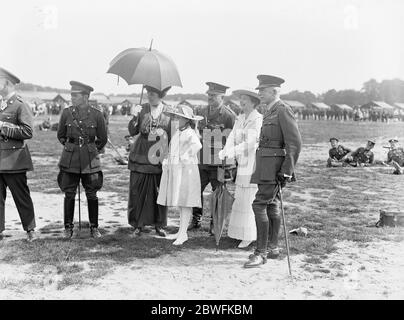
[{"left": 139, "top": 85, "right": 145, "bottom": 105}]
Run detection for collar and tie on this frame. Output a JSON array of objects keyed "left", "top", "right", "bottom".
[{"left": 0, "top": 95, "right": 7, "bottom": 111}]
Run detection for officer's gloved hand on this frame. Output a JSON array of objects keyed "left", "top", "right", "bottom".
[{"left": 276, "top": 173, "right": 292, "bottom": 188}]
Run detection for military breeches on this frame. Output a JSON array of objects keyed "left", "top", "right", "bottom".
[
  {"left": 192, "top": 166, "right": 222, "bottom": 222},
  {"left": 252, "top": 184, "right": 281, "bottom": 256},
  {"left": 57, "top": 171, "right": 103, "bottom": 200},
  {"left": 57, "top": 171, "right": 103, "bottom": 228},
  {"left": 0, "top": 172, "right": 36, "bottom": 233}
]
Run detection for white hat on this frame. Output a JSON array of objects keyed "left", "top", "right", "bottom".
[{"left": 165, "top": 104, "right": 203, "bottom": 121}]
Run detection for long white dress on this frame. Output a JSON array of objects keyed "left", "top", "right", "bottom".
[
  {"left": 221, "top": 109, "right": 263, "bottom": 241},
  {"left": 157, "top": 126, "right": 202, "bottom": 208}
]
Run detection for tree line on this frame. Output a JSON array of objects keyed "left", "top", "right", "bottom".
[{"left": 16, "top": 78, "right": 404, "bottom": 106}]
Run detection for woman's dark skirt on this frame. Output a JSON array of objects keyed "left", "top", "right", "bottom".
[{"left": 128, "top": 171, "right": 167, "bottom": 228}]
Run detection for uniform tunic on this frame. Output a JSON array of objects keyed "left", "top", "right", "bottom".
[
  {"left": 387, "top": 147, "right": 404, "bottom": 166},
  {"left": 250, "top": 99, "right": 302, "bottom": 255},
  {"left": 57, "top": 105, "right": 107, "bottom": 174},
  {"left": 329, "top": 145, "right": 351, "bottom": 161},
  {"left": 0, "top": 94, "right": 36, "bottom": 233},
  {"left": 351, "top": 147, "right": 374, "bottom": 165}
]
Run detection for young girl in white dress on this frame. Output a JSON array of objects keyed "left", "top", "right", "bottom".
[
  {"left": 218, "top": 90, "right": 263, "bottom": 248},
  {"left": 157, "top": 104, "right": 203, "bottom": 245}
]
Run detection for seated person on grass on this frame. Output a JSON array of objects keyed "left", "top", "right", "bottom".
[
  {"left": 345, "top": 139, "right": 375, "bottom": 167},
  {"left": 38, "top": 117, "right": 51, "bottom": 131},
  {"left": 327, "top": 137, "right": 352, "bottom": 167},
  {"left": 385, "top": 137, "right": 404, "bottom": 174}
]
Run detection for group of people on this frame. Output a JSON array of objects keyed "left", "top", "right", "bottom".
[
  {"left": 326, "top": 137, "right": 404, "bottom": 174},
  {"left": 0, "top": 66, "right": 302, "bottom": 268}
]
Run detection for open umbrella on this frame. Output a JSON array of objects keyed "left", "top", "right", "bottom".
[{"left": 107, "top": 41, "right": 182, "bottom": 103}]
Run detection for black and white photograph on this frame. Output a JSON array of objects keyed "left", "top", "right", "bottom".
[{"left": 0, "top": 0, "right": 403, "bottom": 302}]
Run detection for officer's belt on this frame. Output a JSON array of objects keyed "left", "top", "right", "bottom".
[
  {"left": 67, "top": 137, "right": 95, "bottom": 144},
  {"left": 258, "top": 141, "right": 284, "bottom": 148}
]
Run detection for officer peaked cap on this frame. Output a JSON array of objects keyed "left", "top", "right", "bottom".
[
  {"left": 70, "top": 81, "right": 94, "bottom": 95},
  {"left": 368, "top": 138, "right": 376, "bottom": 144},
  {"left": 0, "top": 67, "right": 20, "bottom": 85},
  {"left": 388, "top": 137, "right": 398, "bottom": 143},
  {"left": 255, "top": 75, "right": 285, "bottom": 90},
  {"left": 329, "top": 137, "right": 339, "bottom": 142},
  {"left": 206, "top": 82, "right": 229, "bottom": 95}
]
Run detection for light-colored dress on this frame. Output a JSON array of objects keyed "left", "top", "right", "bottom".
[
  {"left": 221, "top": 109, "right": 263, "bottom": 241},
  {"left": 157, "top": 126, "right": 202, "bottom": 208}
]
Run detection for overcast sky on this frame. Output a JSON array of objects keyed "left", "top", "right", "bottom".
[{"left": 1, "top": 0, "right": 403, "bottom": 95}]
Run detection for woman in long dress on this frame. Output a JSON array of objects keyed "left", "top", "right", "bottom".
[
  {"left": 218, "top": 89, "right": 262, "bottom": 248},
  {"left": 157, "top": 104, "right": 203, "bottom": 245},
  {"left": 127, "top": 85, "right": 171, "bottom": 237}
]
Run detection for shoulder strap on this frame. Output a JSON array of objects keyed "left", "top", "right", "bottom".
[{"left": 68, "top": 107, "right": 88, "bottom": 138}]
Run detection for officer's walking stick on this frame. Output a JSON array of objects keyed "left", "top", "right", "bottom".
[
  {"left": 278, "top": 182, "right": 292, "bottom": 277},
  {"left": 107, "top": 137, "right": 127, "bottom": 165},
  {"left": 78, "top": 183, "right": 81, "bottom": 230}
]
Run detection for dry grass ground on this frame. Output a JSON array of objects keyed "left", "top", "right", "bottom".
[{"left": 0, "top": 115, "right": 403, "bottom": 299}]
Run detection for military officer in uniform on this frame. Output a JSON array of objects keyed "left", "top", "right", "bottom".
[
  {"left": 327, "top": 137, "right": 352, "bottom": 167},
  {"left": 189, "top": 82, "right": 236, "bottom": 232},
  {"left": 0, "top": 67, "right": 36, "bottom": 242},
  {"left": 244, "top": 75, "right": 302, "bottom": 268},
  {"left": 57, "top": 81, "right": 107, "bottom": 238},
  {"left": 385, "top": 137, "right": 404, "bottom": 174},
  {"left": 346, "top": 139, "right": 375, "bottom": 167}
]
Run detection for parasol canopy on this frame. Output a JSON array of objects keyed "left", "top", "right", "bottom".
[{"left": 107, "top": 47, "right": 182, "bottom": 91}]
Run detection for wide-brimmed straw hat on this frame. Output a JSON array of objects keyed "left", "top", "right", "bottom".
[
  {"left": 233, "top": 89, "right": 260, "bottom": 101},
  {"left": 165, "top": 104, "right": 203, "bottom": 121}
]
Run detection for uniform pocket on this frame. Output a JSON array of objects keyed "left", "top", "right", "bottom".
[
  {"left": 88, "top": 123, "right": 97, "bottom": 137},
  {"left": 88, "top": 143, "right": 100, "bottom": 168},
  {"left": 59, "top": 143, "right": 74, "bottom": 168},
  {"left": 257, "top": 148, "right": 285, "bottom": 182},
  {"left": 66, "top": 123, "right": 73, "bottom": 136}
]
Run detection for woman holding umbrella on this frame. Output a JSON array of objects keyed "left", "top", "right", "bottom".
[
  {"left": 127, "top": 85, "right": 172, "bottom": 237},
  {"left": 218, "top": 89, "right": 262, "bottom": 248}
]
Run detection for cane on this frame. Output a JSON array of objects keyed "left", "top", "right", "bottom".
[
  {"left": 278, "top": 182, "right": 292, "bottom": 277},
  {"left": 78, "top": 183, "right": 81, "bottom": 230},
  {"left": 107, "top": 137, "right": 127, "bottom": 164}
]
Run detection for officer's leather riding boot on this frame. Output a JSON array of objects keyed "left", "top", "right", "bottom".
[
  {"left": 268, "top": 216, "right": 281, "bottom": 259},
  {"left": 64, "top": 197, "right": 75, "bottom": 237},
  {"left": 87, "top": 198, "right": 99, "bottom": 229}
]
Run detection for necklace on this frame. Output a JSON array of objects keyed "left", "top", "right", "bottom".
[{"left": 149, "top": 104, "right": 162, "bottom": 134}]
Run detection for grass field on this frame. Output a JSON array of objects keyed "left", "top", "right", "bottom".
[{"left": 0, "top": 115, "right": 403, "bottom": 299}]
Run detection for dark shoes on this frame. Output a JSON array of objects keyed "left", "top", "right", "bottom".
[
  {"left": 26, "top": 230, "right": 36, "bottom": 242},
  {"left": 64, "top": 228, "right": 74, "bottom": 239},
  {"left": 90, "top": 227, "right": 102, "bottom": 238},
  {"left": 244, "top": 254, "right": 267, "bottom": 268},
  {"left": 187, "top": 220, "right": 201, "bottom": 231},
  {"left": 248, "top": 248, "right": 281, "bottom": 260},
  {"left": 267, "top": 247, "right": 281, "bottom": 259},
  {"left": 155, "top": 227, "right": 166, "bottom": 237}
]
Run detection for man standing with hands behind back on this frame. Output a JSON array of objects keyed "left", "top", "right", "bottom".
[
  {"left": 245, "top": 75, "right": 302, "bottom": 268},
  {"left": 0, "top": 67, "right": 36, "bottom": 242},
  {"left": 57, "top": 81, "right": 107, "bottom": 239}
]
